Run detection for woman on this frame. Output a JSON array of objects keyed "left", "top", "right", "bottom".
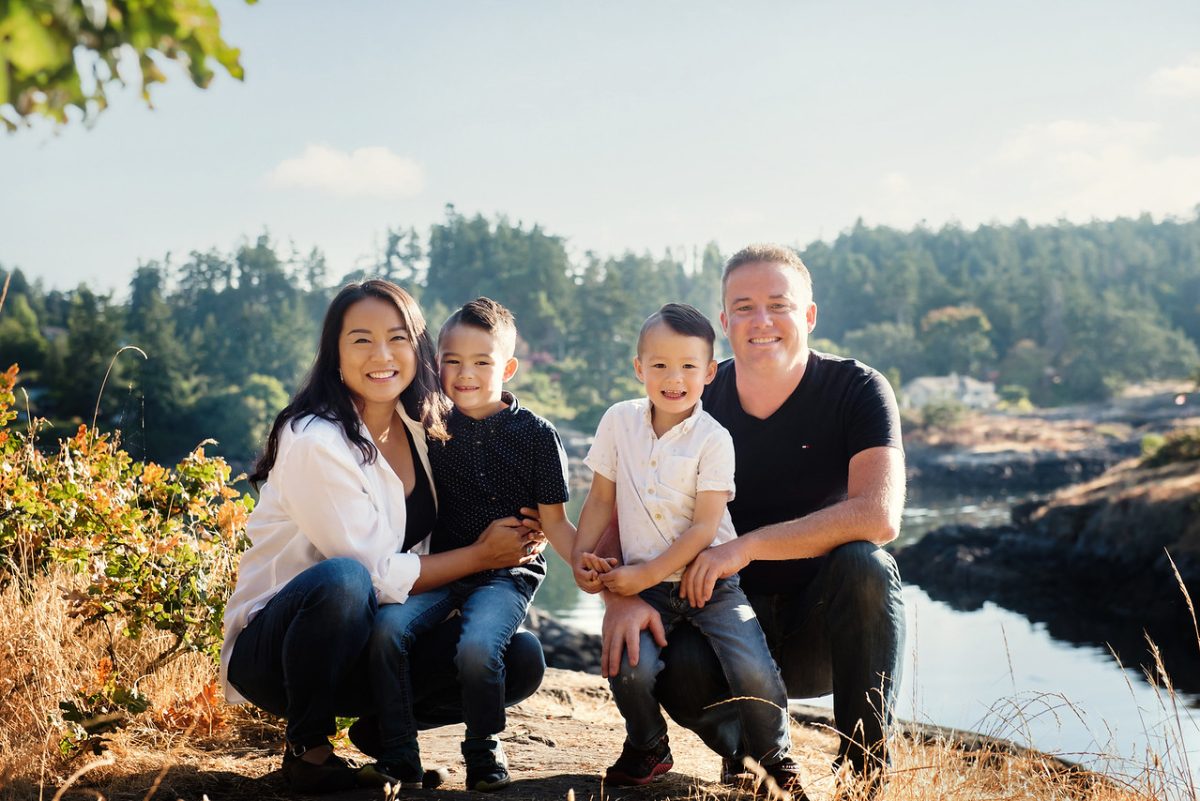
[{"left": 220, "top": 280, "right": 547, "bottom": 793}]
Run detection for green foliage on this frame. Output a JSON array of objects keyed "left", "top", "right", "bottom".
[
  {"left": 996, "top": 384, "right": 1034, "bottom": 412},
  {"left": 919, "top": 305, "right": 996, "bottom": 377},
  {"left": 840, "top": 321, "right": 922, "bottom": 380},
  {"left": 1142, "top": 428, "right": 1200, "bottom": 467},
  {"left": 918, "top": 399, "right": 968, "bottom": 431},
  {"left": 0, "top": 292, "right": 48, "bottom": 375},
  {"left": 0, "top": 0, "right": 252, "bottom": 130},
  {"left": 191, "top": 373, "right": 289, "bottom": 460},
  {"left": 8, "top": 212, "right": 1200, "bottom": 470}
]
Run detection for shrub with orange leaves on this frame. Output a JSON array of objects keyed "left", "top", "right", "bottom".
[{"left": 0, "top": 364, "right": 254, "bottom": 751}]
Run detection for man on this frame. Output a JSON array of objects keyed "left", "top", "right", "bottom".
[{"left": 600, "top": 243, "right": 906, "bottom": 796}]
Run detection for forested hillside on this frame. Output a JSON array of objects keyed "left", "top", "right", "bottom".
[{"left": 2, "top": 207, "right": 1197, "bottom": 467}]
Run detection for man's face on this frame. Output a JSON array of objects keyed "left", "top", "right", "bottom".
[{"left": 720, "top": 261, "right": 816, "bottom": 374}]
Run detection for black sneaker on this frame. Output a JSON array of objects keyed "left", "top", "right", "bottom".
[
  {"left": 280, "top": 747, "right": 360, "bottom": 794},
  {"left": 462, "top": 737, "right": 512, "bottom": 792},
  {"left": 363, "top": 745, "right": 423, "bottom": 791},
  {"left": 758, "top": 757, "right": 810, "bottom": 801},
  {"left": 604, "top": 734, "right": 673, "bottom": 786},
  {"left": 362, "top": 762, "right": 451, "bottom": 790}
]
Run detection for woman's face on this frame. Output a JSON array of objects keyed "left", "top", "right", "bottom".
[{"left": 338, "top": 296, "right": 418, "bottom": 413}]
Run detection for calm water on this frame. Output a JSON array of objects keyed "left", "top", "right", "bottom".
[{"left": 532, "top": 493, "right": 1200, "bottom": 784}]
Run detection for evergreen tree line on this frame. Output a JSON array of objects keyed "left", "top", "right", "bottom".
[{"left": 2, "top": 206, "right": 1198, "bottom": 467}]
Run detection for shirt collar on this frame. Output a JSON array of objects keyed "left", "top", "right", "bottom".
[
  {"left": 449, "top": 391, "right": 519, "bottom": 432},
  {"left": 640, "top": 397, "right": 704, "bottom": 437}
]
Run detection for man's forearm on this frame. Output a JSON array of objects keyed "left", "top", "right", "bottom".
[{"left": 741, "top": 446, "right": 905, "bottom": 561}]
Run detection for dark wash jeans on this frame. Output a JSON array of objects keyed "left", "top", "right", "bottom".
[
  {"left": 226, "top": 558, "right": 546, "bottom": 751},
  {"left": 653, "top": 541, "right": 906, "bottom": 775}
]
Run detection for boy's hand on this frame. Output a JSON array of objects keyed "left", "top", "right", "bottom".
[
  {"left": 598, "top": 564, "right": 652, "bottom": 596},
  {"left": 573, "top": 558, "right": 603, "bottom": 594},
  {"left": 573, "top": 552, "right": 618, "bottom": 593},
  {"left": 581, "top": 552, "right": 619, "bottom": 575}
]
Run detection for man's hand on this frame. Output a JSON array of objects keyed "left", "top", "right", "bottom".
[
  {"left": 679, "top": 538, "right": 752, "bottom": 608},
  {"left": 597, "top": 564, "right": 652, "bottom": 596},
  {"left": 601, "top": 592, "right": 667, "bottom": 678}
]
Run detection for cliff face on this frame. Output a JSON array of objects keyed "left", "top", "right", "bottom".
[{"left": 893, "top": 457, "right": 1200, "bottom": 690}]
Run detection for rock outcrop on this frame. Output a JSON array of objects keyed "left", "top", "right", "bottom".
[{"left": 893, "top": 457, "right": 1200, "bottom": 690}]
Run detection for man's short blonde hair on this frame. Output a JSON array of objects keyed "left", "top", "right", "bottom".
[{"left": 722, "top": 243, "right": 813, "bottom": 303}]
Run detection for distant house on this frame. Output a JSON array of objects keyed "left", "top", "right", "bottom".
[{"left": 902, "top": 374, "right": 998, "bottom": 410}]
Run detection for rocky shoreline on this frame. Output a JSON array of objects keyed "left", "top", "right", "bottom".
[
  {"left": 905, "top": 441, "right": 1138, "bottom": 494},
  {"left": 523, "top": 607, "right": 602, "bottom": 674}
]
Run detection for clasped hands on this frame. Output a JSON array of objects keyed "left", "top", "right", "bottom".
[
  {"left": 573, "top": 551, "right": 645, "bottom": 596},
  {"left": 574, "top": 540, "right": 751, "bottom": 608}
]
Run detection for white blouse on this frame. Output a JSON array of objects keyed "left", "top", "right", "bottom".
[{"left": 220, "top": 409, "right": 435, "bottom": 703}]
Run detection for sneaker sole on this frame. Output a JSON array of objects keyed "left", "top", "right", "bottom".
[
  {"left": 469, "top": 774, "right": 512, "bottom": 792},
  {"left": 355, "top": 765, "right": 419, "bottom": 789},
  {"left": 605, "top": 759, "right": 674, "bottom": 786}
]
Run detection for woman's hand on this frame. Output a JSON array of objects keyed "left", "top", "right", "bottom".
[{"left": 475, "top": 508, "right": 545, "bottom": 568}]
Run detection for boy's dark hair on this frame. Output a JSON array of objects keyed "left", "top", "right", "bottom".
[
  {"left": 637, "top": 302, "right": 716, "bottom": 358},
  {"left": 439, "top": 296, "right": 518, "bottom": 356}
]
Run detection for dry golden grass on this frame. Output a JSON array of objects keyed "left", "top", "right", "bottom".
[{"left": 0, "top": 569, "right": 1195, "bottom": 801}]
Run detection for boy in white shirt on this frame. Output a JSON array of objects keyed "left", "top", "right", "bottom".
[{"left": 572, "top": 303, "right": 804, "bottom": 796}]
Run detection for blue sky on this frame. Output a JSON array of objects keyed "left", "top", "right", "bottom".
[{"left": 3, "top": 0, "right": 1199, "bottom": 292}]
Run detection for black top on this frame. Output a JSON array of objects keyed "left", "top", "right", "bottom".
[
  {"left": 428, "top": 392, "right": 569, "bottom": 582},
  {"left": 401, "top": 421, "right": 438, "bottom": 554},
  {"left": 702, "top": 350, "right": 902, "bottom": 595}
]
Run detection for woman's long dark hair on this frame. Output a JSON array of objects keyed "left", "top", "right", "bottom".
[{"left": 249, "top": 280, "right": 449, "bottom": 488}]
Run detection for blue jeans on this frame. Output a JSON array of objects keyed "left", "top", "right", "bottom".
[
  {"left": 369, "top": 571, "right": 535, "bottom": 757},
  {"left": 610, "top": 575, "right": 791, "bottom": 764},
  {"left": 226, "top": 559, "right": 545, "bottom": 752},
  {"left": 653, "top": 541, "right": 906, "bottom": 774}
]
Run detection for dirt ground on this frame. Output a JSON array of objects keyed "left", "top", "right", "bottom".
[
  {"left": 46, "top": 668, "right": 881, "bottom": 801},
  {"left": 40, "top": 666, "right": 1121, "bottom": 801}
]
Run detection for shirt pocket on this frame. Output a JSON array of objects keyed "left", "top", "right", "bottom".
[{"left": 659, "top": 455, "right": 700, "bottom": 497}]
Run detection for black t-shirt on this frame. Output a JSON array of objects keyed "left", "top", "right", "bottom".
[{"left": 702, "top": 350, "right": 902, "bottom": 595}]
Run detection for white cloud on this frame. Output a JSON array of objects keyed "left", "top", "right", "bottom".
[
  {"left": 996, "top": 119, "right": 1159, "bottom": 163},
  {"left": 986, "top": 118, "right": 1200, "bottom": 222},
  {"left": 1148, "top": 56, "right": 1200, "bottom": 98},
  {"left": 881, "top": 171, "right": 911, "bottom": 195},
  {"left": 267, "top": 145, "right": 424, "bottom": 199}
]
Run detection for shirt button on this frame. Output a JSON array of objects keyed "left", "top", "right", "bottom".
[
  {"left": 647, "top": 487, "right": 655, "bottom": 494},
  {"left": 654, "top": 513, "right": 662, "bottom": 520},
  {"left": 650, "top": 459, "right": 657, "bottom": 467}
]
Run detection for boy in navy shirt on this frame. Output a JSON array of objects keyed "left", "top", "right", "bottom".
[{"left": 373, "top": 297, "right": 575, "bottom": 792}]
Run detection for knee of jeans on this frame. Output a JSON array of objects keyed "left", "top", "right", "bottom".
[
  {"left": 826, "top": 541, "right": 901, "bottom": 611},
  {"left": 309, "top": 558, "right": 374, "bottom": 609},
  {"left": 613, "top": 646, "right": 663, "bottom": 690},
  {"left": 503, "top": 631, "right": 545, "bottom": 703},
  {"left": 455, "top": 636, "right": 506, "bottom": 683},
  {"left": 368, "top": 609, "right": 417, "bottom": 657}
]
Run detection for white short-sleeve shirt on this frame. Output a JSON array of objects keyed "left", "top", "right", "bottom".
[{"left": 584, "top": 398, "right": 737, "bottom": 581}]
